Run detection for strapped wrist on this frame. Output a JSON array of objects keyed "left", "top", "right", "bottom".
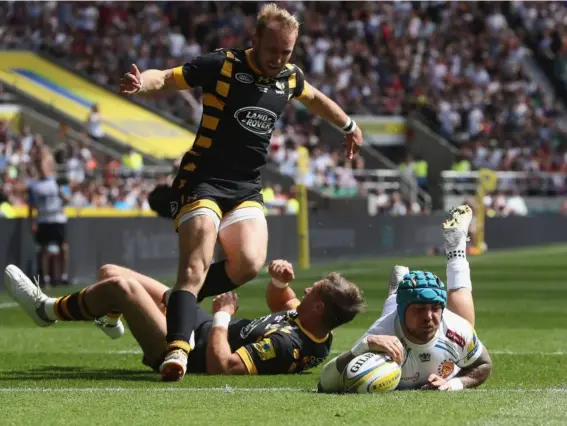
[
  {"left": 213, "top": 311, "right": 231, "bottom": 328},
  {"left": 271, "top": 278, "right": 288, "bottom": 289},
  {"left": 341, "top": 118, "right": 357, "bottom": 134},
  {"left": 446, "top": 378, "right": 464, "bottom": 391}
]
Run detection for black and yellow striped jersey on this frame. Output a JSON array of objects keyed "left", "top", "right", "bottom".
[
  {"left": 172, "top": 48, "right": 310, "bottom": 189},
  {"left": 228, "top": 309, "right": 332, "bottom": 375}
]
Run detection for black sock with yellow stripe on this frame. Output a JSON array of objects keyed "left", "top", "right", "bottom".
[
  {"left": 53, "top": 289, "right": 96, "bottom": 321},
  {"left": 197, "top": 260, "right": 238, "bottom": 302},
  {"left": 165, "top": 290, "right": 196, "bottom": 354}
]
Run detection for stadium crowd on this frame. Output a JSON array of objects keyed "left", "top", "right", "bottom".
[{"left": 1, "top": 1, "right": 566, "bottom": 214}]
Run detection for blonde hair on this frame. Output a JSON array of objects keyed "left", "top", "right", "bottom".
[{"left": 256, "top": 3, "right": 299, "bottom": 36}]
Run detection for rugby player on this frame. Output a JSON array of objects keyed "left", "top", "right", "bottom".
[
  {"left": 318, "top": 205, "right": 493, "bottom": 392},
  {"left": 3, "top": 260, "right": 365, "bottom": 376},
  {"left": 28, "top": 152, "right": 70, "bottom": 287},
  {"left": 119, "top": 3, "right": 363, "bottom": 381}
]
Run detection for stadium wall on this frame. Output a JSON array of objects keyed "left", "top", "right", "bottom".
[{"left": 1, "top": 214, "right": 566, "bottom": 287}]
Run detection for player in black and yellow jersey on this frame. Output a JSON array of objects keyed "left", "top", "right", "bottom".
[
  {"left": 4, "top": 260, "right": 365, "bottom": 376},
  {"left": 119, "top": 3, "right": 363, "bottom": 381}
]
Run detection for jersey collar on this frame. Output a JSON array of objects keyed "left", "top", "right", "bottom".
[
  {"left": 245, "top": 49, "right": 263, "bottom": 75},
  {"left": 295, "top": 318, "right": 329, "bottom": 343}
]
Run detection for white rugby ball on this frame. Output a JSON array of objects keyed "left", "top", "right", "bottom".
[{"left": 342, "top": 352, "right": 401, "bottom": 393}]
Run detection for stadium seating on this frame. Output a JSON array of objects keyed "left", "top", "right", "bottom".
[{"left": 1, "top": 1, "right": 565, "bottom": 215}]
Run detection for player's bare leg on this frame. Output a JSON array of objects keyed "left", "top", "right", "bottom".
[
  {"left": 3, "top": 265, "right": 166, "bottom": 362},
  {"left": 220, "top": 212, "right": 267, "bottom": 284},
  {"left": 197, "top": 206, "right": 268, "bottom": 301},
  {"left": 443, "top": 205, "right": 475, "bottom": 326},
  {"left": 94, "top": 264, "right": 171, "bottom": 339},
  {"left": 161, "top": 214, "right": 218, "bottom": 381},
  {"left": 85, "top": 277, "right": 168, "bottom": 364},
  {"left": 98, "top": 264, "right": 170, "bottom": 308}
]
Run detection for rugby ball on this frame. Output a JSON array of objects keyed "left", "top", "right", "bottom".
[{"left": 342, "top": 352, "right": 401, "bottom": 393}]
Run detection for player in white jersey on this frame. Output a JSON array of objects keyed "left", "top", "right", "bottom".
[
  {"left": 319, "top": 205, "right": 493, "bottom": 392},
  {"left": 28, "top": 154, "right": 70, "bottom": 286}
]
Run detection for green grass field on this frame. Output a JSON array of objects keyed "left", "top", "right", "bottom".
[{"left": 1, "top": 244, "right": 567, "bottom": 425}]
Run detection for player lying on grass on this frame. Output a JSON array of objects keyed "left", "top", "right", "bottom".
[
  {"left": 318, "top": 205, "right": 493, "bottom": 392},
  {"left": 4, "top": 260, "right": 365, "bottom": 376}
]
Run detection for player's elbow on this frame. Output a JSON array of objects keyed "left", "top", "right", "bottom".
[{"left": 318, "top": 356, "right": 344, "bottom": 393}]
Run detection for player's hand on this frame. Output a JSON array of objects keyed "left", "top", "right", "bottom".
[
  {"left": 212, "top": 292, "right": 239, "bottom": 316},
  {"left": 268, "top": 260, "right": 295, "bottom": 284},
  {"left": 421, "top": 374, "right": 449, "bottom": 391},
  {"left": 366, "top": 335, "right": 405, "bottom": 366},
  {"left": 120, "top": 64, "right": 142, "bottom": 96},
  {"left": 345, "top": 125, "right": 362, "bottom": 160}
]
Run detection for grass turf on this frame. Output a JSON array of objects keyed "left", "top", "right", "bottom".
[{"left": 1, "top": 244, "right": 566, "bottom": 425}]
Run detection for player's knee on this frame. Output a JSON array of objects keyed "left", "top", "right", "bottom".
[
  {"left": 110, "top": 277, "right": 142, "bottom": 300},
  {"left": 231, "top": 255, "right": 263, "bottom": 285},
  {"left": 98, "top": 264, "right": 121, "bottom": 280},
  {"left": 177, "top": 260, "right": 209, "bottom": 289}
]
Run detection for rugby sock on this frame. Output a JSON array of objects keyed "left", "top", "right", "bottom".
[
  {"left": 44, "top": 288, "right": 96, "bottom": 321},
  {"left": 197, "top": 260, "right": 239, "bottom": 302},
  {"left": 446, "top": 258, "right": 471, "bottom": 291},
  {"left": 165, "top": 290, "right": 196, "bottom": 354}
]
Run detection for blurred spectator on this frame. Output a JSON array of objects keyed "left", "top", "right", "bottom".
[{"left": 86, "top": 104, "right": 105, "bottom": 141}]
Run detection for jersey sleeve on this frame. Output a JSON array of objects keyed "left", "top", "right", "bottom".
[
  {"left": 350, "top": 313, "right": 395, "bottom": 351},
  {"left": 455, "top": 322, "right": 484, "bottom": 368},
  {"left": 172, "top": 50, "right": 225, "bottom": 91},
  {"left": 235, "top": 333, "right": 296, "bottom": 375},
  {"left": 291, "top": 66, "right": 312, "bottom": 100}
]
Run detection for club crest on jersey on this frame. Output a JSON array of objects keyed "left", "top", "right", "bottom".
[
  {"left": 419, "top": 353, "right": 431, "bottom": 362},
  {"left": 235, "top": 73, "right": 253, "bottom": 84},
  {"left": 446, "top": 329, "right": 465, "bottom": 348},
  {"left": 235, "top": 107, "right": 277, "bottom": 135},
  {"left": 438, "top": 360, "right": 455, "bottom": 378}
]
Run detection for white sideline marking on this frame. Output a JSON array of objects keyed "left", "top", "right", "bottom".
[
  {"left": 0, "top": 302, "right": 17, "bottom": 309},
  {"left": 0, "top": 387, "right": 566, "bottom": 394},
  {"left": 0, "top": 386, "right": 303, "bottom": 393},
  {"left": 491, "top": 350, "right": 566, "bottom": 356}
]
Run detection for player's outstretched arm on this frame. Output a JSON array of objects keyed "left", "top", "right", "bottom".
[
  {"left": 206, "top": 292, "right": 249, "bottom": 375},
  {"left": 120, "top": 64, "right": 180, "bottom": 96},
  {"left": 298, "top": 84, "right": 363, "bottom": 160},
  {"left": 454, "top": 349, "right": 493, "bottom": 389},
  {"left": 318, "top": 335, "right": 405, "bottom": 393},
  {"left": 265, "top": 260, "right": 300, "bottom": 312}
]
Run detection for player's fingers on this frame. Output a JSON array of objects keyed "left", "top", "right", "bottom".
[
  {"left": 131, "top": 63, "right": 140, "bottom": 76},
  {"left": 388, "top": 343, "right": 402, "bottom": 365},
  {"left": 122, "top": 73, "right": 139, "bottom": 84},
  {"left": 438, "top": 384, "right": 450, "bottom": 391},
  {"left": 428, "top": 374, "right": 438, "bottom": 382}
]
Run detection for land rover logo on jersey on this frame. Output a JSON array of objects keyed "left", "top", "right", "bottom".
[
  {"left": 235, "top": 107, "right": 277, "bottom": 135},
  {"left": 235, "top": 73, "right": 253, "bottom": 84}
]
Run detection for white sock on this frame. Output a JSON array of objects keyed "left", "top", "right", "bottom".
[
  {"left": 43, "top": 297, "right": 59, "bottom": 321},
  {"left": 381, "top": 294, "right": 398, "bottom": 318},
  {"left": 446, "top": 258, "right": 471, "bottom": 291}
]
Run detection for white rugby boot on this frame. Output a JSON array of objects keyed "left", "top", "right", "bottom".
[
  {"left": 160, "top": 349, "right": 188, "bottom": 382},
  {"left": 388, "top": 265, "right": 410, "bottom": 296},
  {"left": 3, "top": 264, "right": 56, "bottom": 327},
  {"left": 442, "top": 204, "right": 473, "bottom": 259},
  {"left": 95, "top": 315, "right": 125, "bottom": 340}
]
